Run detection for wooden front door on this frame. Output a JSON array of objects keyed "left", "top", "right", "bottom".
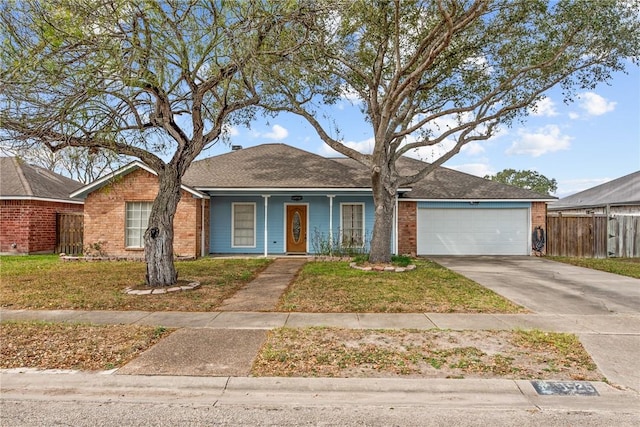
[{"left": 286, "top": 205, "right": 307, "bottom": 253}]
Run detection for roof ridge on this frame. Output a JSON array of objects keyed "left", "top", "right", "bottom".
[{"left": 13, "top": 157, "right": 33, "bottom": 196}]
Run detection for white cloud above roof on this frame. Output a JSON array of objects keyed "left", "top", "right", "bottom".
[
  {"left": 506, "top": 125, "right": 572, "bottom": 157},
  {"left": 576, "top": 92, "right": 617, "bottom": 116},
  {"left": 529, "top": 96, "right": 558, "bottom": 117},
  {"left": 262, "top": 124, "right": 289, "bottom": 140}
]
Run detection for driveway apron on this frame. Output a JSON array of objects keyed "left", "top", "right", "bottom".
[{"left": 430, "top": 256, "right": 640, "bottom": 315}]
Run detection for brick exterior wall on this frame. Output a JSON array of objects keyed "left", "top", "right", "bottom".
[
  {"left": 83, "top": 168, "right": 209, "bottom": 258},
  {"left": 0, "top": 199, "right": 83, "bottom": 254},
  {"left": 530, "top": 201, "right": 548, "bottom": 255},
  {"left": 397, "top": 201, "right": 417, "bottom": 256}
]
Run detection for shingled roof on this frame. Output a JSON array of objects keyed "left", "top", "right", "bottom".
[
  {"left": 0, "top": 157, "right": 83, "bottom": 202},
  {"left": 332, "top": 155, "right": 553, "bottom": 200},
  {"left": 549, "top": 170, "right": 640, "bottom": 210},
  {"left": 184, "top": 143, "right": 371, "bottom": 189}
]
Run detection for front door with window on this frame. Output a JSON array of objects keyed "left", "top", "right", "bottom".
[{"left": 286, "top": 205, "right": 307, "bottom": 253}]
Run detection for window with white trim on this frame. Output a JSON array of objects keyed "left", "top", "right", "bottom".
[
  {"left": 125, "top": 201, "right": 152, "bottom": 248},
  {"left": 341, "top": 203, "right": 364, "bottom": 248},
  {"left": 232, "top": 203, "right": 256, "bottom": 247}
]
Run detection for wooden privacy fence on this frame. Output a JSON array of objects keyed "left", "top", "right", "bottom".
[
  {"left": 546, "top": 213, "right": 640, "bottom": 258},
  {"left": 56, "top": 213, "right": 84, "bottom": 255}
]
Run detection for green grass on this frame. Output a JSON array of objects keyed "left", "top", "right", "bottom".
[
  {"left": 278, "top": 259, "right": 525, "bottom": 313},
  {"left": 548, "top": 257, "right": 640, "bottom": 279},
  {"left": 0, "top": 255, "right": 272, "bottom": 311}
]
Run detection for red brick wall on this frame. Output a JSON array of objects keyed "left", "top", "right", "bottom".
[
  {"left": 1, "top": 199, "right": 83, "bottom": 254},
  {"left": 531, "top": 201, "right": 548, "bottom": 255},
  {"left": 397, "top": 201, "right": 417, "bottom": 256},
  {"left": 83, "top": 168, "right": 208, "bottom": 258}
]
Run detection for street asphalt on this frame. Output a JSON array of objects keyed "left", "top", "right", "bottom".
[{"left": 1, "top": 256, "right": 639, "bottom": 424}]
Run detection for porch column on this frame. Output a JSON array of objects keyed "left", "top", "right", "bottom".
[
  {"left": 262, "top": 195, "right": 270, "bottom": 257},
  {"left": 327, "top": 195, "right": 335, "bottom": 253},
  {"left": 394, "top": 194, "right": 398, "bottom": 255}
]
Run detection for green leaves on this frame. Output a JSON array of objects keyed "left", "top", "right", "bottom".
[{"left": 485, "top": 169, "right": 558, "bottom": 195}]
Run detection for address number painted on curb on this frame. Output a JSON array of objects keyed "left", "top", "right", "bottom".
[{"left": 531, "top": 380, "right": 599, "bottom": 396}]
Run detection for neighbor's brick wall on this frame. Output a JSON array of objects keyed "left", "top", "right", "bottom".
[
  {"left": 397, "top": 201, "right": 417, "bottom": 256},
  {"left": 0, "top": 200, "right": 83, "bottom": 254},
  {"left": 83, "top": 168, "right": 208, "bottom": 258}
]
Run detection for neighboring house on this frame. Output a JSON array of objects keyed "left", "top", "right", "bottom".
[
  {"left": 546, "top": 171, "right": 639, "bottom": 258},
  {"left": 548, "top": 171, "right": 640, "bottom": 215},
  {"left": 0, "top": 157, "right": 84, "bottom": 254},
  {"left": 70, "top": 144, "right": 553, "bottom": 258}
]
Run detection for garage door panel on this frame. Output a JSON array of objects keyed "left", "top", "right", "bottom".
[{"left": 417, "top": 208, "right": 529, "bottom": 255}]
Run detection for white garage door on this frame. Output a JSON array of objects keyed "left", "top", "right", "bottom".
[{"left": 417, "top": 208, "right": 529, "bottom": 255}]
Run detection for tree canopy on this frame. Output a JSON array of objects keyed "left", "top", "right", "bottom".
[
  {"left": 0, "top": 0, "right": 316, "bottom": 285},
  {"left": 485, "top": 169, "right": 558, "bottom": 196},
  {"left": 260, "top": 0, "right": 639, "bottom": 262}
]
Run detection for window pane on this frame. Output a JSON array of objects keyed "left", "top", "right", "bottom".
[
  {"left": 342, "top": 204, "right": 364, "bottom": 247},
  {"left": 125, "top": 202, "right": 152, "bottom": 248},
  {"left": 233, "top": 204, "right": 255, "bottom": 247}
]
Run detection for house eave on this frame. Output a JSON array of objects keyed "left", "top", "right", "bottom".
[
  {"left": 195, "top": 187, "right": 413, "bottom": 193},
  {"left": 0, "top": 196, "right": 84, "bottom": 205},
  {"left": 548, "top": 201, "right": 640, "bottom": 211},
  {"left": 400, "top": 198, "right": 556, "bottom": 203}
]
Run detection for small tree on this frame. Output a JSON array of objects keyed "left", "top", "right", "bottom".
[
  {"left": 0, "top": 0, "right": 314, "bottom": 286},
  {"left": 260, "top": 0, "right": 639, "bottom": 263},
  {"left": 0, "top": 144, "right": 124, "bottom": 184},
  {"left": 485, "top": 169, "right": 558, "bottom": 196}
]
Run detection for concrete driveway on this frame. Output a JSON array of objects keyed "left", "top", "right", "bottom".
[{"left": 430, "top": 256, "right": 640, "bottom": 315}]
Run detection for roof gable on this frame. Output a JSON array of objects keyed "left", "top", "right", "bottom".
[
  {"left": 0, "top": 157, "right": 83, "bottom": 202},
  {"left": 550, "top": 171, "right": 640, "bottom": 209},
  {"left": 70, "top": 161, "right": 206, "bottom": 199}
]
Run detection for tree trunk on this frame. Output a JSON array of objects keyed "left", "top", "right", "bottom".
[
  {"left": 144, "top": 168, "right": 182, "bottom": 287},
  {"left": 368, "top": 168, "right": 397, "bottom": 264}
]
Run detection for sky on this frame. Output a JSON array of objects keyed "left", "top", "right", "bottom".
[{"left": 200, "top": 64, "right": 639, "bottom": 199}]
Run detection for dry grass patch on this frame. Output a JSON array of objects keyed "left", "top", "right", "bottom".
[
  {"left": 0, "top": 321, "right": 173, "bottom": 371},
  {"left": 253, "top": 328, "right": 603, "bottom": 381},
  {"left": 278, "top": 259, "right": 524, "bottom": 313},
  {"left": 0, "top": 256, "right": 272, "bottom": 311}
]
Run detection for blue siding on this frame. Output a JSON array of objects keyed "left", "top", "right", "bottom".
[{"left": 209, "top": 193, "right": 378, "bottom": 254}]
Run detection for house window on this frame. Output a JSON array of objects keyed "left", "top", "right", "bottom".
[
  {"left": 125, "top": 201, "right": 152, "bottom": 248},
  {"left": 232, "top": 203, "right": 256, "bottom": 247},
  {"left": 341, "top": 203, "right": 364, "bottom": 247}
]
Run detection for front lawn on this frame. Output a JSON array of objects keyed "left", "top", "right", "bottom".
[
  {"left": 549, "top": 257, "right": 640, "bottom": 279},
  {"left": 0, "top": 255, "right": 272, "bottom": 311},
  {"left": 0, "top": 320, "right": 173, "bottom": 371},
  {"left": 278, "top": 259, "right": 525, "bottom": 313},
  {"left": 252, "top": 327, "right": 602, "bottom": 380}
]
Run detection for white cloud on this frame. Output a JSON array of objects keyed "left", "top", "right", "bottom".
[
  {"left": 448, "top": 162, "right": 494, "bottom": 178},
  {"left": 568, "top": 112, "right": 580, "bottom": 120},
  {"left": 529, "top": 96, "right": 558, "bottom": 117},
  {"left": 461, "top": 141, "right": 485, "bottom": 156},
  {"left": 506, "top": 125, "right": 572, "bottom": 157},
  {"left": 319, "top": 138, "right": 375, "bottom": 157},
  {"left": 262, "top": 124, "right": 289, "bottom": 140},
  {"left": 577, "top": 92, "right": 616, "bottom": 116},
  {"left": 222, "top": 124, "right": 239, "bottom": 137}
]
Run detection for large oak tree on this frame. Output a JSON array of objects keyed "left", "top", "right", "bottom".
[
  {"left": 261, "top": 0, "right": 639, "bottom": 263},
  {"left": 0, "top": 0, "right": 315, "bottom": 285}
]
